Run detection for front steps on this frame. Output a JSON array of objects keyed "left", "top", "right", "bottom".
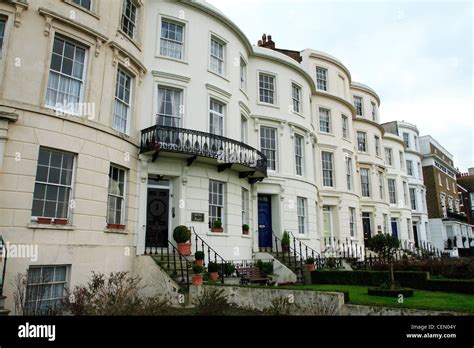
[{"left": 150, "top": 251, "right": 195, "bottom": 288}]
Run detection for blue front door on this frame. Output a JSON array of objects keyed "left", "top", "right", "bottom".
[
  {"left": 391, "top": 219, "right": 398, "bottom": 239},
  {"left": 258, "top": 195, "right": 272, "bottom": 248}
]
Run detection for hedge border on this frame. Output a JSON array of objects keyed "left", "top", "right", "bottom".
[{"left": 310, "top": 270, "right": 474, "bottom": 294}]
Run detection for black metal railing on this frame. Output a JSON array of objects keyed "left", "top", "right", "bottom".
[
  {"left": 0, "top": 236, "right": 6, "bottom": 297},
  {"left": 190, "top": 227, "right": 227, "bottom": 284},
  {"left": 140, "top": 125, "right": 268, "bottom": 177},
  {"left": 148, "top": 240, "right": 192, "bottom": 289}
]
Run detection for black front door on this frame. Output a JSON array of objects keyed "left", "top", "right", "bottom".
[
  {"left": 258, "top": 195, "right": 272, "bottom": 249},
  {"left": 362, "top": 212, "right": 372, "bottom": 243},
  {"left": 145, "top": 188, "right": 169, "bottom": 249},
  {"left": 413, "top": 223, "right": 419, "bottom": 248}
]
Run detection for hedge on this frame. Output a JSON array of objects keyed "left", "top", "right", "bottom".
[{"left": 311, "top": 270, "right": 474, "bottom": 294}]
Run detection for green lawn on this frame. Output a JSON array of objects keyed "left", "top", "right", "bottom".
[{"left": 285, "top": 284, "right": 474, "bottom": 314}]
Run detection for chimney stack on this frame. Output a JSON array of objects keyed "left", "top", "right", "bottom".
[{"left": 469, "top": 167, "right": 474, "bottom": 175}]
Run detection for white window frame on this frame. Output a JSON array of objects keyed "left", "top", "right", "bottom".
[
  {"left": 46, "top": 34, "right": 88, "bottom": 115},
  {"left": 409, "top": 187, "right": 417, "bottom": 211},
  {"left": 371, "top": 102, "right": 377, "bottom": 121},
  {"left": 157, "top": 85, "right": 183, "bottom": 127},
  {"left": 357, "top": 131, "right": 367, "bottom": 153},
  {"left": 384, "top": 147, "right": 393, "bottom": 166},
  {"left": 241, "top": 188, "right": 249, "bottom": 227},
  {"left": 360, "top": 168, "right": 371, "bottom": 197},
  {"left": 25, "top": 265, "right": 69, "bottom": 315},
  {"left": 345, "top": 156, "right": 353, "bottom": 190},
  {"left": 160, "top": 18, "right": 185, "bottom": 60},
  {"left": 316, "top": 66, "right": 328, "bottom": 91},
  {"left": 0, "top": 16, "right": 5, "bottom": 56},
  {"left": 403, "top": 132, "right": 410, "bottom": 149},
  {"left": 322, "top": 151, "right": 334, "bottom": 187},
  {"left": 354, "top": 96, "right": 363, "bottom": 116},
  {"left": 209, "top": 35, "right": 226, "bottom": 76},
  {"left": 121, "top": 0, "right": 139, "bottom": 41},
  {"left": 388, "top": 179, "right": 397, "bottom": 204},
  {"left": 209, "top": 98, "right": 225, "bottom": 136},
  {"left": 260, "top": 126, "right": 278, "bottom": 171},
  {"left": 240, "top": 57, "right": 247, "bottom": 91},
  {"left": 294, "top": 134, "right": 304, "bottom": 176},
  {"left": 349, "top": 207, "right": 356, "bottom": 237},
  {"left": 107, "top": 165, "right": 127, "bottom": 225},
  {"left": 374, "top": 135, "right": 380, "bottom": 156},
  {"left": 259, "top": 72, "right": 276, "bottom": 105},
  {"left": 209, "top": 180, "right": 225, "bottom": 228},
  {"left": 319, "top": 108, "right": 331, "bottom": 133},
  {"left": 378, "top": 171, "right": 384, "bottom": 200},
  {"left": 71, "top": 0, "right": 93, "bottom": 11},
  {"left": 32, "top": 147, "right": 75, "bottom": 220},
  {"left": 341, "top": 114, "right": 349, "bottom": 139},
  {"left": 297, "top": 197, "right": 308, "bottom": 235},
  {"left": 113, "top": 67, "right": 133, "bottom": 134},
  {"left": 241, "top": 115, "right": 248, "bottom": 143},
  {"left": 292, "top": 83, "right": 302, "bottom": 114},
  {"left": 406, "top": 160, "right": 413, "bottom": 176}
]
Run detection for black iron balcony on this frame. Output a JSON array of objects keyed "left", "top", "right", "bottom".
[
  {"left": 446, "top": 211, "right": 468, "bottom": 222},
  {"left": 140, "top": 125, "right": 267, "bottom": 181}
]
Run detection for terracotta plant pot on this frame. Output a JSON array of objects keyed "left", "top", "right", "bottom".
[
  {"left": 108, "top": 224, "right": 126, "bottom": 230},
  {"left": 192, "top": 274, "right": 203, "bottom": 286},
  {"left": 53, "top": 218, "right": 68, "bottom": 225},
  {"left": 177, "top": 242, "right": 191, "bottom": 256},
  {"left": 282, "top": 245, "right": 289, "bottom": 252},
  {"left": 37, "top": 217, "right": 52, "bottom": 224},
  {"left": 209, "top": 272, "right": 219, "bottom": 281},
  {"left": 195, "top": 259, "right": 204, "bottom": 266},
  {"left": 242, "top": 229, "right": 249, "bottom": 235},
  {"left": 307, "top": 264, "right": 316, "bottom": 272},
  {"left": 211, "top": 228, "right": 224, "bottom": 233}
]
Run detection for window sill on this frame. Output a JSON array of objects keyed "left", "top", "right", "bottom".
[
  {"left": 27, "top": 223, "right": 75, "bottom": 231},
  {"left": 104, "top": 228, "right": 128, "bottom": 234},
  {"left": 292, "top": 110, "right": 304, "bottom": 118},
  {"left": 207, "top": 69, "right": 229, "bottom": 82},
  {"left": 318, "top": 131, "right": 335, "bottom": 137},
  {"left": 241, "top": 234, "right": 252, "bottom": 239},
  {"left": 257, "top": 101, "right": 280, "bottom": 109},
  {"left": 156, "top": 54, "right": 189, "bottom": 65},
  {"left": 206, "top": 231, "right": 229, "bottom": 237},
  {"left": 117, "top": 29, "right": 142, "bottom": 51}
]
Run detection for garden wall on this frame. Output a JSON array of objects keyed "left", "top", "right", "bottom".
[{"left": 190, "top": 284, "right": 345, "bottom": 315}]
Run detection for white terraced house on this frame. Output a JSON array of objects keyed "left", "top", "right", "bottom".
[{"left": 0, "top": 0, "right": 448, "bottom": 314}]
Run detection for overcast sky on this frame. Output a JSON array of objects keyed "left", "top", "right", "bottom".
[{"left": 207, "top": 0, "right": 473, "bottom": 172}]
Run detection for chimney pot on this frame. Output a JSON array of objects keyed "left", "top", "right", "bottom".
[
  {"left": 257, "top": 40, "right": 262, "bottom": 46},
  {"left": 262, "top": 33, "right": 267, "bottom": 43},
  {"left": 268, "top": 34, "right": 272, "bottom": 41}
]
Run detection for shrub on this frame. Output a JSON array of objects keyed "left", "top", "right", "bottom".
[
  {"left": 192, "top": 265, "right": 204, "bottom": 274},
  {"left": 212, "top": 219, "right": 222, "bottom": 229},
  {"left": 194, "top": 251, "right": 204, "bottom": 260},
  {"left": 256, "top": 260, "right": 274, "bottom": 275},
  {"left": 173, "top": 225, "right": 191, "bottom": 243},
  {"left": 306, "top": 257, "right": 315, "bottom": 264},
  {"left": 263, "top": 297, "right": 299, "bottom": 316},
  {"left": 195, "top": 288, "right": 235, "bottom": 315},
  {"left": 223, "top": 263, "right": 236, "bottom": 277},
  {"left": 207, "top": 261, "right": 219, "bottom": 273},
  {"left": 281, "top": 231, "right": 290, "bottom": 247},
  {"left": 242, "top": 224, "right": 249, "bottom": 231},
  {"left": 62, "top": 272, "right": 172, "bottom": 315}
]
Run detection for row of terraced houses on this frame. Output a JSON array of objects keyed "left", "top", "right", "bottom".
[{"left": 0, "top": 0, "right": 472, "bottom": 314}]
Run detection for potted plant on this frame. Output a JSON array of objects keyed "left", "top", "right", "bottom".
[
  {"left": 37, "top": 217, "right": 52, "bottom": 224},
  {"left": 192, "top": 264, "right": 204, "bottom": 286},
  {"left": 173, "top": 225, "right": 191, "bottom": 255},
  {"left": 107, "top": 223, "right": 126, "bottom": 230},
  {"left": 53, "top": 218, "right": 68, "bottom": 225},
  {"left": 194, "top": 251, "right": 205, "bottom": 266},
  {"left": 242, "top": 224, "right": 249, "bottom": 235},
  {"left": 281, "top": 231, "right": 290, "bottom": 252},
  {"left": 207, "top": 261, "right": 219, "bottom": 281},
  {"left": 306, "top": 257, "right": 316, "bottom": 271},
  {"left": 210, "top": 219, "right": 223, "bottom": 233},
  {"left": 223, "top": 262, "right": 236, "bottom": 277}
]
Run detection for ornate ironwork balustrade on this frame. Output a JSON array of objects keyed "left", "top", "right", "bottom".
[{"left": 140, "top": 125, "right": 267, "bottom": 180}]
